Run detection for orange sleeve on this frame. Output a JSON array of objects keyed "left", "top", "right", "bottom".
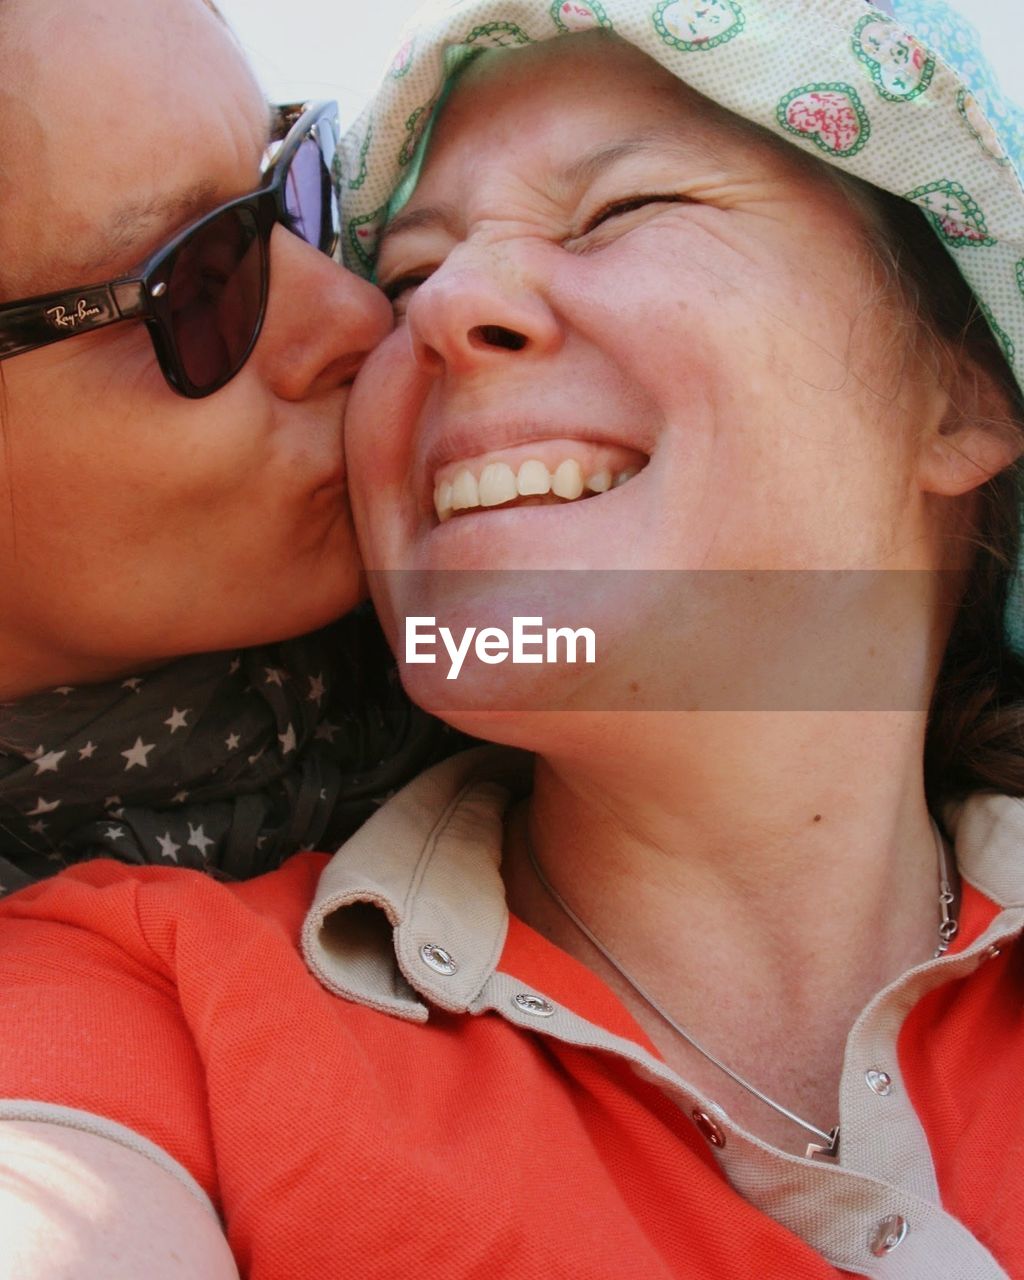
[{"left": 0, "top": 864, "right": 221, "bottom": 1206}]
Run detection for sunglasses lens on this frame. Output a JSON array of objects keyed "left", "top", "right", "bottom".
[
  {"left": 166, "top": 205, "right": 264, "bottom": 393},
  {"left": 284, "top": 134, "right": 336, "bottom": 255},
  {"left": 283, "top": 139, "right": 321, "bottom": 247}
]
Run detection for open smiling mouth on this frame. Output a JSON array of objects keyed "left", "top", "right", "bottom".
[{"left": 432, "top": 444, "right": 650, "bottom": 523}]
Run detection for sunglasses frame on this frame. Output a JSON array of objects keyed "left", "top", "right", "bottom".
[{"left": 0, "top": 100, "right": 340, "bottom": 398}]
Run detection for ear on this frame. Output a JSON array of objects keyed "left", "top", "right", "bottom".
[{"left": 916, "top": 361, "right": 1023, "bottom": 497}]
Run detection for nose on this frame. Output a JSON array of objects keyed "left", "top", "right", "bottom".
[
  {"left": 406, "top": 245, "right": 563, "bottom": 376},
  {"left": 257, "top": 225, "right": 393, "bottom": 399}
]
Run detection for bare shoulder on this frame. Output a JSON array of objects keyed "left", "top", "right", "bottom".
[{"left": 0, "top": 1120, "right": 239, "bottom": 1279}]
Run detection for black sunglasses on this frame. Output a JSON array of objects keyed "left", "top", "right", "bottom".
[{"left": 0, "top": 101, "right": 340, "bottom": 398}]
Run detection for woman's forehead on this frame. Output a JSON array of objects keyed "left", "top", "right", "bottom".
[
  {"left": 421, "top": 37, "right": 695, "bottom": 163},
  {"left": 0, "top": 0, "right": 266, "bottom": 294},
  {"left": 443, "top": 32, "right": 722, "bottom": 127},
  {"left": 402, "top": 36, "right": 812, "bottom": 222},
  {"left": 0, "top": 0, "right": 264, "bottom": 152}
]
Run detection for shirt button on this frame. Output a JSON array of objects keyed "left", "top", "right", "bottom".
[
  {"left": 691, "top": 1109, "right": 727, "bottom": 1149},
  {"left": 865, "top": 1068, "right": 893, "bottom": 1096},
  {"left": 870, "top": 1215, "right": 909, "bottom": 1256},
  {"left": 420, "top": 943, "right": 458, "bottom": 976},
  {"left": 513, "top": 992, "right": 555, "bottom": 1017}
]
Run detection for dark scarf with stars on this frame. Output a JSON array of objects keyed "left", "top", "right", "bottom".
[{"left": 0, "top": 610, "right": 458, "bottom": 896}]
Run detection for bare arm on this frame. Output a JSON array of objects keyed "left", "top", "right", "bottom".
[{"left": 0, "top": 1121, "right": 239, "bottom": 1280}]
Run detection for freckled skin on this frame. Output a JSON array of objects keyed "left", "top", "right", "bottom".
[{"left": 345, "top": 34, "right": 972, "bottom": 726}]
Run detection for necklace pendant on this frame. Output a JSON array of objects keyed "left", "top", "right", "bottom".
[{"left": 805, "top": 1126, "right": 840, "bottom": 1162}]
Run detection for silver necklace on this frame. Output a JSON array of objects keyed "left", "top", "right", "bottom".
[{"left": 526, "top": 819, "right": 958, "bottom": 1163}]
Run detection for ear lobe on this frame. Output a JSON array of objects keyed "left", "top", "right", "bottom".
[
  {"left": 917, "top": 368, "right": 1023, "bottom": 498},
  {"left": 921, "top": 420, "right": 1023, "bottom": 497}
]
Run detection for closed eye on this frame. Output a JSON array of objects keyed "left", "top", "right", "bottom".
[
  {"left": 380, "top": 194, "right": 691, "bottom": 309},
  {"left": 381, "top": 273, "right": 429, "bottom": 318},
  {"left": 581, "top": 193, "right": 689, "bottom": 234}
]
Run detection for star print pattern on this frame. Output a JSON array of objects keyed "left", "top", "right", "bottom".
[
  {"left": 34, "top": 750, "right": 67, "bottom": 775},
  {"left": 187, "top": 823, "right": 214, "bottom": 857},
  {"left": 121, "top": 738, "right": 156, "bottom": 770},
  {"left": 0, "top": 613, "right": 462, "bottom": 893},
  {"left": 156, "top": 832, "right": 181, "bottom": 862},
  {"left": 26, "top": 797, "right": 61, "bottom": 816}
]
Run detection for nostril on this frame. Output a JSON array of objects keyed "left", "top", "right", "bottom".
[{"left": 470, "top": 324, "right": 528, "bottom": 352}]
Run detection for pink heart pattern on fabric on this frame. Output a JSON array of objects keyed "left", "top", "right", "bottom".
[{"left": 776, "top": 84, "right": 870, "bottom": 158}]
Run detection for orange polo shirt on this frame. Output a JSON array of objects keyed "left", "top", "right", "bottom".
[{"left": 0, "top": 748, "right": 1020, "bottom": 1279}]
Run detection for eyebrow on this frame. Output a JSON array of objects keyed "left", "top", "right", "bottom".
[
  {"left": 72, "top": 110, "right": 275, "bottom": 279},
  {"left": 553, "top": 133, "right": 723, "bottom": 194},
  {"left": 378, "top": 201, "right": 461, "bottom": 252},
  {"left": 378, "top": 131, "right": 726, "bottom": 252},
  {"left": 68, "top": 182, "right": 225, "bottom": 280},
  {"left": 115, "top": 182, "right": 222, "bottom": 248}
]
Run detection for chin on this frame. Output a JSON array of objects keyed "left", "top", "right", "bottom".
[
  {"left": 398, "top": 679, "right": 638, "bottom": 761},
  {"left": 374, "top": 564, "right": 666, "bottom": 706}
]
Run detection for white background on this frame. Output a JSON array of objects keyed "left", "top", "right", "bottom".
[{"left": 217, "top": 0, "right": 1023, "bottom": 127}]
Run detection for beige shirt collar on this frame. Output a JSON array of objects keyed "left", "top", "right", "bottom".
[
  {"left": 302, "top": 746, "right": 1024, "bottom": 1019},
  {"left": 302, "top": 747, "right": 529, "bottom": 1021}
]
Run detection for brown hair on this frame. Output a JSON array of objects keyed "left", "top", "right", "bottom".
[{"left": 859, "top": 189, "right": 1024, "bottom": 803}]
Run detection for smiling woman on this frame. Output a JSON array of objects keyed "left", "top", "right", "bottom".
[
  {"left": 355, "top": 27, "right": 1024, "bottom": 778},
  {"left": 340, "top": 0, "right": 1024, "bottom": 1268}
]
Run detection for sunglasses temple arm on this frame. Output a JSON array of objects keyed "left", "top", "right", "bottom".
[{"left": 0, "top": 281, "right": 147, "bottom": 362}]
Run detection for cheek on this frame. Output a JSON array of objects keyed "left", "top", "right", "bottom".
[
  {"left": 0, "top": 352, "right": 275, "bottom": 552},
  {"left": 346, "top": 336, "right": 424, "bottom": 553},
  {"left": 576, "top": 237, "right": 914, "bottom": 564}
]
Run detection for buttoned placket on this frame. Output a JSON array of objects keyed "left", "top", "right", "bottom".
[
  {"left": 303, "top": 751, "right": 1024, "bottom": 1280},
  {"left": 463, "top": 921, "right": 1019, "bottom": 1280}
]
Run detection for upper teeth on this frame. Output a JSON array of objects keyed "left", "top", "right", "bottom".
[{"left": 434, "top": 458, "right": 639, "bottom": 522}]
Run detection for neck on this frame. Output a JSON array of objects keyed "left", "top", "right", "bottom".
[{"left": 504, "top": 710, "right": 944, "bottom": 1145}]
